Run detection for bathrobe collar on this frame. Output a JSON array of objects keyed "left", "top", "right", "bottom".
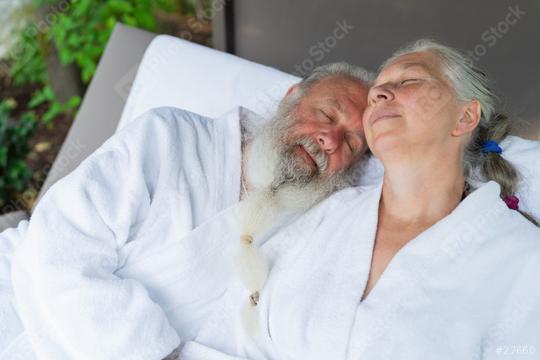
[
  {"left": 256, "top": 180, "right": 507, "bottom": 359},
  {"left": 343, "top": 180, "right": 508, "bottom": 358}
]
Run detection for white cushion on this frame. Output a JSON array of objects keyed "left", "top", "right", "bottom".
[
  {"left": 501, "top": 136, "right": 540, "bottom": 220},
  {"left": 118, "top": 35, "right": 540, "bottom": 224},
  {"left": 117, "top": 35, "right": 300, "bottom": 130}
]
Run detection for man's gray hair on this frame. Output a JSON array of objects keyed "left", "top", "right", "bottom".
[{"left": 298, "top": 62, "right": 374, "bottom": 94}]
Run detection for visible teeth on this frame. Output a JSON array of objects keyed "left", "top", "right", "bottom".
[{"left": 296, "top": 137, "right": 328, "bottom": 173}]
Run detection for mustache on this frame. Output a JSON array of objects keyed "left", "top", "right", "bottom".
[{"left": 294, "top": 136, "right": 328, "bottom": 174}]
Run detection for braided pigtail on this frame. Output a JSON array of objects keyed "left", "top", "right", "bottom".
[{"left": 468, "top": 113, "right": 538, "bottom": 226}]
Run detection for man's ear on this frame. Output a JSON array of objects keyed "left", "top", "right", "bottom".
[
  {"left": 285, "top": 83, "right": 300, "bottom": 97},
  {"left": 452, "top": 99, "right": 482, "bottom": 137}
]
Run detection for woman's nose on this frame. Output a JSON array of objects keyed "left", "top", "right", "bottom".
[{"left": 368, "top": 84, "right": 395, "bottom": 105}]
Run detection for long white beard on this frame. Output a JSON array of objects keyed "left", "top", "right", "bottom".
[
  {"left": 244, "top": 108, "right": 352, "bottom": 211},
  {"left": 235, "top": 98, "right": 353, "bottom": 338}
]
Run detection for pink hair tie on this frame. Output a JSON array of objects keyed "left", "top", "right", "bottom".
[{"left": 503, "top": 195, "right": 519, "bottom": 210}]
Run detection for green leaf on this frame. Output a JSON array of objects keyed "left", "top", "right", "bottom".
[
  {"left": 134, "top": 10, "right": 156, "bottom": 30},
  {"left": 106, "top": 16, "right": 117, "bottom": 29},
  {"left": 67, "top": 33, "right": 83, "bottom": 47},
  {"left": 81, "top": 64, "right": 96, "bottom": 83},
  {"left": 28, "top": 87, "right": 53, "bottom": 108},
  {"left": 42, "top": 102, "right": 62, "bottom": 123},
  {"left": 73, "top": 0, "right": 91, "bottom": 16},
  {"left": 66, "top": 95, "right": 82, "bottom": 109},
  {"left": 108, "top": 0, "right": 134, "bottom": 13},
  {"left": 120, "top": 14, "right": 137, "bottom": 26}
]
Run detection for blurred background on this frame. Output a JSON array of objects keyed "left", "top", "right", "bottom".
[
  {"left": 0, "top": 0, "right": 212, "bottom": 214},
  {"left": 0, "top": 0, "right": 538, "bottom": 217},
  {"left": 225, "top": 0, "right": 540, "bottom": 138}
]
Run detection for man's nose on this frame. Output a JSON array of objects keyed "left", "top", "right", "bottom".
[
  {"left": 316, "top": 130, "right": 340, "bottom": 154},
  {"left": 368, "top": 84, "right": 395, "bottom": 105}
]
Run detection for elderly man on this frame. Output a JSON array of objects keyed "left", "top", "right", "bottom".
[{"left": 1, "top": 63, "right": 372, "bottom": 359}]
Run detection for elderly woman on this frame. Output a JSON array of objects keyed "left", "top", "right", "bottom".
[
  {"left": 185, "top": 40, "right": 539, "bottom": 360},
  {"left": 276, "top": 39, "right": 540, "bottom": 359},
  {"left": 361, "top": 39, "right": 540, "bottom": 301}
]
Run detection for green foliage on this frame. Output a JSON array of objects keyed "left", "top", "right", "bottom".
[
  {"left": 0, "top": 100, "right": 37, "bottom": 208},
  {"left": 7, "top": 23, "right": 48, "bottom": 86},
  {"left": 48, "top": 0, "right": 169, "bottom": 83},
  {"left": 29, "top": 86, "right": 81, "bottom": 124},
  {"left": 2, "top": 0, "right": 195, "bottom": 209},
  {"left": 5, "top": 0, "right": 169, "bottom": 132},
  {"left": 8, "top": 0, "right": 183, "bottom": 97}
]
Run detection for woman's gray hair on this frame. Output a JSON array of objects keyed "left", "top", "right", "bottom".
[{"left": 383, "top": 39, "right": 538, "bottom": 225}]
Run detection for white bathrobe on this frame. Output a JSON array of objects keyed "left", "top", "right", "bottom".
[
  {"left": 3, "top": 106, "right": 245, "bottom": 359},
  {"left": 115, "top": 180, "right": 540, "bottom": 360},
  {"left": 3, "top": 104, "right": 540, "bottom": 359}
]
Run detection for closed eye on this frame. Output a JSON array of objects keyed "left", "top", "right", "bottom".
[
  {"left": 400, "top": 78, "right": 422, "bottom": 85},
  {"left": 319, "top": 110, "right": 334, "bottom": 123}
]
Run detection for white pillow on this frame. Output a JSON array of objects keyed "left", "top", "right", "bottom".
[
  {"left": 118, "top": 35, "right": 299, "bottom": 130},
  {"left": 119, "top": 35, "right": 540, "bottom": 222},
  {"left": 501, "top": 135, "right": 540, "bottom": 219}
]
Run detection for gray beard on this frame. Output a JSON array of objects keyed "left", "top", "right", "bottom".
[
  {"left": 235, "top": 98, "right": 358, "bottom": 338},
  {"left": 243, "top": 96, "right": 353, "bottom": 213}
]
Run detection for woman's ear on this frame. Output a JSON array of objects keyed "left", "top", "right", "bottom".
[
  {"left": 285, "top": 83, "right": 300, "bottom": 97},
  {"left": 452, "top": 99, "right": 482, "bottom": 137}
]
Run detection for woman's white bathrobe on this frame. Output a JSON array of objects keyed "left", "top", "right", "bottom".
[
  {"left": 2, "top": 104, "right": 540, "bottom": 359},
  {"left": 133, "top": 180, "right": 540, "bottom": 360}
]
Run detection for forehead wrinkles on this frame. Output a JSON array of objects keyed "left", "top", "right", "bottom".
[
  {"left": 378, "top": 52, "right": 425, "bottom": 75},
  {"left": 375, "top": 54, "right": 455, "bottom": 93},
  {"left": 309, "top": 75, "right": 367, "bottom": 96},
  {"left": 318, "top": 98, "right": 344, "bottom": 112}
]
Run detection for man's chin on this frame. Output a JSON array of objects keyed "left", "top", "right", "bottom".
[{"left": 286, "top": 167, "right": 318, "bottom": 186}]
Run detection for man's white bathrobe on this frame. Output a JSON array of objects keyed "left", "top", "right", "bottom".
[
  {"left": 3, "top": 106, "right": 247, "bottom": 359},
  {"left": 2, "top": 106, "right": 540, "bottom": 359}
]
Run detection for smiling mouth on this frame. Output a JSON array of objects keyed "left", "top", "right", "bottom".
[
  {"left": 370, "top": 111, "right": 401, "bottom": 125},
  {"left": 295, "top": 145, "right": 318, "bottom": 170},
  {"left": 372, "top": 114, "right": 400, "bottom": 125}
]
